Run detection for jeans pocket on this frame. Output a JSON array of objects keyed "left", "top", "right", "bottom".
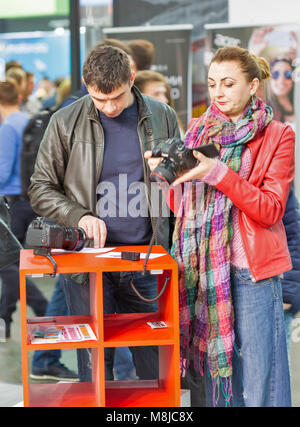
[{"left": 233, "top": 268, "right": 278, "bottom": 298}]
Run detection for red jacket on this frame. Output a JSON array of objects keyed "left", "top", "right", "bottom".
[
  {"left": 169, "top": 120, "right": 295, "bottom": 282},
  {"left": 216, "top": 120, "right": 295, "bottom": 281}
]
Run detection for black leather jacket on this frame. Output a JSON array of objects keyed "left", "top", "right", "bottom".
[{"left": 29, "top": 86, "right": 180, "bottom": 255}]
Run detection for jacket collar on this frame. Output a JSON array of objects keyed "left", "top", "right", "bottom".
[{"left": 86, "top": 85, "right": 152, "bottom": 123}]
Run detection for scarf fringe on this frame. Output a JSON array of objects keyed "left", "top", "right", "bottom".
[
  {"left": 211, "top": 376, "right": 232, "bottom": 407},
  {"left": 180, "top": 343, "right": 233, "bottom": 407}
]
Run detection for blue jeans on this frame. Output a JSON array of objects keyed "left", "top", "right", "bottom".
[
  {"left": 32, "top": 276, "right": 69, "bottom": 369},
  {"left": 114, "top": 347, "right": 137, "bottom": 380},
  {"left": 284, "top": 310, "right": 293, "bottom": 366},
  {"left": 60, "top": 271, "right": 159, "bottom": 382},
  {"left": 231, "top": 267, "right": 291, "bottom": 407}
]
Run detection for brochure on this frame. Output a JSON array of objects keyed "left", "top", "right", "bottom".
[{"left": 30, "top": 323, "right": 97, "bottom": 344}]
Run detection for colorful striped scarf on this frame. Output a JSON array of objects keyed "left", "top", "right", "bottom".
[{"left": 171, "top": 97, "right": 273, "bottom": 399}]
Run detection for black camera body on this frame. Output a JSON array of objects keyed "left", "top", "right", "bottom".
[
  {"left": 26, "top": 217, "right": 88, "bottom": 252},
  {"left": 150, "top": 138, "right": 197, "bottom": 185},
  {"left": 150, "top": 138, "right": 219, "bottom": 185}
]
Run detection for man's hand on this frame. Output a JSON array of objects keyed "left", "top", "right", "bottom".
[{"left": 78, "top": 215, "right": 107, "bottom": 248}]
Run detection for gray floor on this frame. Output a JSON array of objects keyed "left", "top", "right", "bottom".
[{"left": 0, "top": 276, "right": 299, "bottom": 407}]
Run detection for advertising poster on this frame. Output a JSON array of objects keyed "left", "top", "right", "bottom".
[
  {"left": 103, "top": 25, "right": 193, "bottom": 130},
  {"left": 0, "top": 31, "right": 86, "bottom": 87},
  {"left": 205, "top": 23, "right": 298, "bottom": 132}
]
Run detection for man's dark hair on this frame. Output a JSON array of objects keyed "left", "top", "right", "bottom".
[{"left": 83, "top": 45, "right": 132, "bottom": 93}]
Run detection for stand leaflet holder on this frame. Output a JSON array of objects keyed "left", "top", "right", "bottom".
[{"left": 19, "top": 245, "right": 180, "bottom": 407}]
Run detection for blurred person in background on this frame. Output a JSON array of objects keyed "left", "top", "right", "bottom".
[
  {"left": 5, "top": 60, "right": 22, "bottom": 73},
  {"left": 36, "top": 77, "right": 57, "bottom": 106},
  {"left": 5, "top": 67, "right": 27, "bottom": 101},
  {"left": 281, "top": 186, "right": 300, "bottom": 363},
  {"left": 0, "top": 79, "right": 48, "bottom": 339},
  {"left": 127, "top": 39, "right": 156, "bottom": 72},
  {"left": 135, "top": 69, "right": 185, "bottom": 138},
  {"left": 21, "top": 72, "right": 43, "bottom": 117},
  {"left": 54, "top": 78, "right": 72, "bottom": 109},
  {"left": 135, "top": 69, "right": 170, "bottom": 104}
]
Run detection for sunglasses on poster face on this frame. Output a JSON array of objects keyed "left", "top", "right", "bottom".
[{"left": 271, "top": 70, "right": 293, "bottom": 80}]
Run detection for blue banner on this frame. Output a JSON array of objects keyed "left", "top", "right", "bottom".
[{"left": 0, "top": 31, "right": 86, "bottom": 86}]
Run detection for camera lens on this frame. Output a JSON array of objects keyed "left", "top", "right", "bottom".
[
  {"left": 149, "top": 161, "right": 177, "bottom": 185},
  {"left": 63, "top": 227, "right": 87, "bottom": 251}
]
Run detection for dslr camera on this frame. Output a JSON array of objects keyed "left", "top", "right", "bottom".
[
  {"left": 26, "top": 217, "right": 88, "bottom": 252},
  {"left": 150, "top": 138, "right": 219, "bottom": 185}
]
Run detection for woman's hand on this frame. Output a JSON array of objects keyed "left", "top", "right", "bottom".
[
  {"left": 144, "top": 150, "right": 163, "bottom": 172},
  {"left": 78, "top": 215, "right": 107, "bottom": 248},
  {"left": 172, "top": 151, "right": 216, "bottom": 186}
]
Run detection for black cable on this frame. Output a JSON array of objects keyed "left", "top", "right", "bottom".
[
  {"left": 143, "top": 197, "right": 163, "bottom": 275},
  {"left": 128, "top": 198, "right": 171, "bottom": 304},
  {"left": 129, "top": 274, "right": 170, "bottom": 304}
]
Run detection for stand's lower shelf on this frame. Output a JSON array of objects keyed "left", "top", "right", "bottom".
[
  {"left": 25, "top": 313, "right": 175, "bottom": 350},
  {"left": 28, "top": 380, "right": 175, "bottom": 407},
  {"left": 28, "top": 382, "right": 97, "bottom": 408}
]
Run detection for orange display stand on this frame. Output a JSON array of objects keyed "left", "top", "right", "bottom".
[{"left": 19, "top": 246, "right": 180, "bottom": 407}]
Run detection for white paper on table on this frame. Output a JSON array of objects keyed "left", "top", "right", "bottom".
[
  {"left": 96, "top": 252, "right": 166, "bottom": 260},
  {"left": 51, "top": 248, "right": 116, "bottom": 255}
]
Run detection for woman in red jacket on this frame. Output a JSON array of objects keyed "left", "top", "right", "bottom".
[{"left": 146, "top": 46, "right": 295, "bottom": 407}]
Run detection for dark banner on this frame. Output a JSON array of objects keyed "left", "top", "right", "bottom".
[
  {"left": 103, "top": 25, "right": 193, "bottom": 130},
  {"left": 112, "top": 0, "right": 229, "bottom": 121}
]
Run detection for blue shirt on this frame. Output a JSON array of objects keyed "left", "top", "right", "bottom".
[
  {"left": 96, "top": 98, "right": 152, "bottom": 246},
  {"left": 0, "top": 111, "right": 29, "bottom": 195}
]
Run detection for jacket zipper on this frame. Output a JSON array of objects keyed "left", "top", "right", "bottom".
[{"left": 88, "top": 116, "right": 105, "bottom": 213}]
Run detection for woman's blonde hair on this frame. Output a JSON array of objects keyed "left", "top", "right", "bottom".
[{"left": 210, "top": 46, "right": 271, "bottom": 82}]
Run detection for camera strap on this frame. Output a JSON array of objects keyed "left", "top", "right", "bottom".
[
  {"left": 128, "top": 201, "right": 170, "bottom": 304},
  {"left": 34, "top": 247, "right": 57, "bottom": 278}
]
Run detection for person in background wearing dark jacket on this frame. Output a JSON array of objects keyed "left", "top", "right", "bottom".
[
  {"left": 282, "top": 186, "right": 300, "bottom": 360},
  {"left": 0, "top": 79, "right": 48, "bottom": 339}
]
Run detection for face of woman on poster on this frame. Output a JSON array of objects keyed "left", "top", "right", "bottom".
[{"left": 270, "top": 60, "right": 293, "bottom": 97}]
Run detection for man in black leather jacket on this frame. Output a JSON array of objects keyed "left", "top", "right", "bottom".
[{"left": 29, "top": 45, "right": 180, "bottom": 382}]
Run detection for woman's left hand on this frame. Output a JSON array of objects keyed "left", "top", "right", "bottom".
[{"left": 172, "top": 151, "right": 216, "bottom": 186}]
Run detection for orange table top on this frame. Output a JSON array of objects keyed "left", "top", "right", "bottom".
[{"left": 19, "top": 245, "right": 178, "bottom": 275}]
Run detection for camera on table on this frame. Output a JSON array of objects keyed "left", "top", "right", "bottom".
[
  {"left": 26, "top": 217, "right": 88, "bottom": 252},
  {"left": 149, "top": 138, "right": 198, "bottom": 185}
]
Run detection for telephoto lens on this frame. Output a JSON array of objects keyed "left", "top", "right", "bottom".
[
  {"left": 25, "top": 218, "right": 89, "bottom": 252},
  {"left": 61, "top": 227, "right": 88, "bottom": 251}
]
